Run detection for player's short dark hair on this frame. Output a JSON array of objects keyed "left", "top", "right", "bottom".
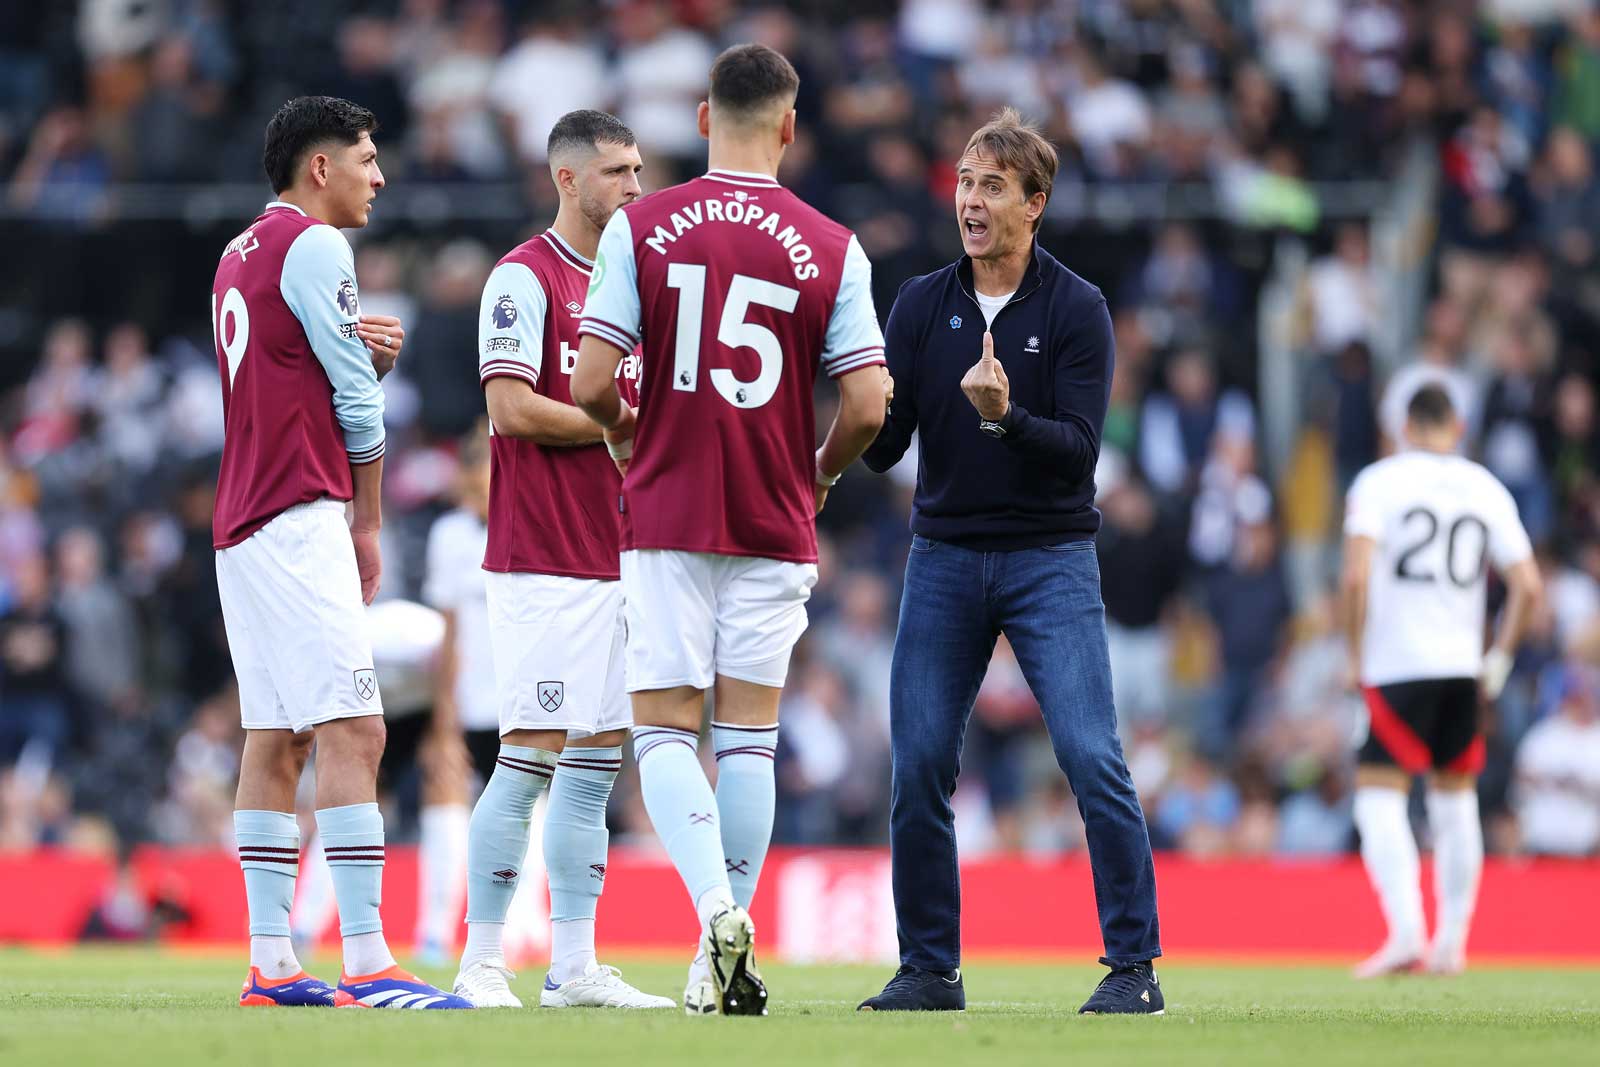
[
  {"left": 546, "top": 109, "right": 636, "bottom": 162},
  {"left": 963, "top": 107, "right": 1059, "bottom": 232},
  {"left": 708, "top": 43, "right": 800, "bottom": 121},
  {"left": 1407, "top": 384, "right": 1457, "bottom": 427},
  {"left": 263, "top": 95, "right": 379, "bottom": 194}
]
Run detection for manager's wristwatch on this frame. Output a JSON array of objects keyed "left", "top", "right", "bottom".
[{"left": 979, "top": 402, "right": 1012, "bottom": 438}]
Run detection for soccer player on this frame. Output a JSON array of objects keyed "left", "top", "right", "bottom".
[
  {"left": 216, "top": 96, "right": 469, "bottom": 1008},
  {"left": 1342, "top": 384, "right": 1542, "bottom": 977},
  {"left": 452, "top": 109, "right": 671, "bottom": 1010},
  {"left": 572, "top": 45, "right": 891, "bottom": 1016}
]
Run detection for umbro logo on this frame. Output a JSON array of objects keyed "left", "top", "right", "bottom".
[
  {"left": 492, "top": 868, "right": 518, "bottom": 882},
  {"left": 566, "top": 300, "right": 582, "bottom": 315},
  {"left": 1025, "top": 336, "right": 1040, "bottom": 352}
]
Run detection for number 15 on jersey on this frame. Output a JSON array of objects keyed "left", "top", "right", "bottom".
[{"left": 666, "top": 264, "right": 798, "bottom": 410}]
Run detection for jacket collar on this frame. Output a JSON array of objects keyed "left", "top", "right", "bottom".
[{"left": 955, "top": 241, "right": 1046, "bottom": 310}]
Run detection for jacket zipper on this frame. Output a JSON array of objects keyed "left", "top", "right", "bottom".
[{"left": 957, "top": 263, "right": 1043, "bottom": 329}]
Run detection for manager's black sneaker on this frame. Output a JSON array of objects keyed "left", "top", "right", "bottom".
[
  {"left": 1079, "top": 959, "right": 1163, "bottom": 1015},
  {"left": 857, "top": 966, "right": 965, "bottom": 1012}
]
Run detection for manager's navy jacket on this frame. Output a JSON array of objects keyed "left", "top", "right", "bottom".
[{"left": 861, "top": 243, "right": 1113, "bottom": 550}]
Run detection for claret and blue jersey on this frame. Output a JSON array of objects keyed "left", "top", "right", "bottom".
[
  {"left": 209, "top": 201, "right": 386, "bottom": 548},
  {"left": 476, "top": 227, "right": 642, "bottom": 581},
  {"left": 578, "top": 168, "right": 885, "bottom": 565}
]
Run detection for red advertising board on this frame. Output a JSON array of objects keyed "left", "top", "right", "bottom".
[{"left": 2, "top": 848, "right": 1594, "bottom": 961}]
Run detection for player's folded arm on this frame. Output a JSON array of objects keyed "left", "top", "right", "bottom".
[
  {"left": 477, "top": 260, "right": 545, "bottom": 390},
  {"left": 485, "top": 377, "right": 603, "bottom": 446},
  {"left": 568, "top": 334, "right": 627, "bottom": 420},
  {"left": 329, "top": 377, "right": 386, "bottom": 465},
  {"left": 571, "top": 209, "right": 641, "bottom": 422},
  {"left": 279, "top": 223, "right": 386, "bottom": 464}
]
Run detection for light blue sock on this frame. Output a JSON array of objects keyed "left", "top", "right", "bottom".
[
  {"left": 315, "top": 802, "right": 386, "bottom": 937},
  {"left": 712, "top": 722, "right": 778, "bottom": 910},
  {"left": 545, "top": 746, "right": 622, "bottom": 923},
  {"left": 545, "top": 746, "right": 622, "bottom": 980},
  {"left": 235, "top": 809, "right": 299, "bottom": 938},
  {"left": 465, "top": 745, "right": 557, "bottom": 928},
  {"left": 634, "top": 726, "right": 733, "bottom": 920}
]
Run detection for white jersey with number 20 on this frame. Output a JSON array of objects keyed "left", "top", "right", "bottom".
[{"left": 1345, "top": 451, "right": 1532, "bottom": 687}]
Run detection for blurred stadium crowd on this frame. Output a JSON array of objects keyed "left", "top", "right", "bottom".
[{"left": 2, "top": 0, "right": 1600, "bottom": 875}]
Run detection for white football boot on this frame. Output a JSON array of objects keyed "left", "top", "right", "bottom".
[
  {"left": 452, "top": 960, "right": 523, "bottom": 1008},
  {"left": 683, "top": 944, "right": 716, "bottom": 1016},
  {"left": 1424, "top": 936, "right": 1466, "bottom": 976},
  {"left": 700, "top": 904, "right": 767, "bottom": 1016},
  {"left": 1353, "top": 938, "right": 1424, "bottom": 979},
  {"left": 539, "top": 961, "right": 675, "bottom": 1009}
]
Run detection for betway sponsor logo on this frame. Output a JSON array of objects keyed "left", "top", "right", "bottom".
[{"left": 775, "top": 854, "right": 897, "bottom": 964}]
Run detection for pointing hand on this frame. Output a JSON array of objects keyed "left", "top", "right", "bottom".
[{"left": 960, "top": 331, "right": 1009, "bottom": 421}]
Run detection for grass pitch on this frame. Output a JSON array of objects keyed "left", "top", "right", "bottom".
[{"left": 1, "top": 948, "right": 1597, "bottom": 1066}]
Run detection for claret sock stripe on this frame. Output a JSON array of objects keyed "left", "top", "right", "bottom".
[
  {"left": 633, "top": 726, "right": 699, "bottom": 761},
  {"left": 324, "top": 845, "right": 385, "bottom": 866},
  {"left": 715, "top": 746, "right": 776, "bottom": 761},
  {"left": 238, "top": 845, "right": 300, "bottom": 867},
  {"left": 496, "top": 755, "right": 555, "bottom": 779},
  {"left": 557, "top": 756, "right": 624, "bottom": 772}
]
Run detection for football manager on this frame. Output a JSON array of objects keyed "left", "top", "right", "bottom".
[{"left": 856, "top": 109, "right": 1162, "bottom": 1015}]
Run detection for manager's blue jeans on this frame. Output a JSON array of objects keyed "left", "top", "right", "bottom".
[{"left": 889, "top": 535, "right": 1161, "bottom": 971}]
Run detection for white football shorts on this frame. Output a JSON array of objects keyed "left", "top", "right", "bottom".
[
  {"left": 484, "top": 571, "right": 630, "bottom": 738},
  {"left": 216, "top": 498, "right": 384, "bottom": 732},
  {"left": 620, "top": 549, "right": 819, "bottom": 692}
]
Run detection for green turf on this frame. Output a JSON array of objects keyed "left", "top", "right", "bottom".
[{"left": 1, "top": 949, "right": 1597, "bottom": 1066}]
